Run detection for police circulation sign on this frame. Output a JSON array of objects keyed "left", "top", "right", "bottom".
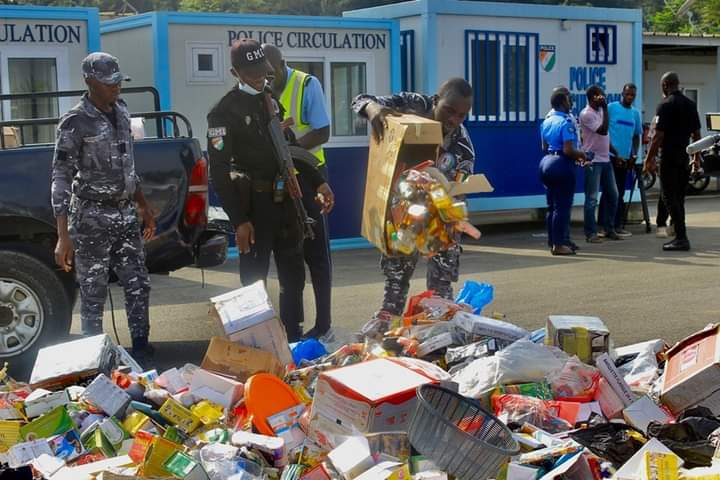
[
  {"left": 228, "top": 30, "right": 387, "bottom": 50},
  {"left": 0, "top": 23, "right": 82, "bottom": 44}
]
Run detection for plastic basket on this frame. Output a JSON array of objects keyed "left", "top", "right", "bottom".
[{"left": 408, "top": 384, "right": 519, "bottom": 480}]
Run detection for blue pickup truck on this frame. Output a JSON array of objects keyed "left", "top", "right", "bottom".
[{"left": 0, "top": 87, "right": 227, "bottom": 368}]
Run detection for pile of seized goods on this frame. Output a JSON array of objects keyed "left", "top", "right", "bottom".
[
  {"left": 386, "top": 163, "right": 478, "bottom": 256},
  {"left": 3, "top": 279, "right": 720, "bottom": 480}
]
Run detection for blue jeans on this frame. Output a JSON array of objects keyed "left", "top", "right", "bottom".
[
  {"left": 584, "top": 162, "right": 618, "bottom": 237},
  {"left": 539, "top": 154, "right": 576, "bottom": 247}
]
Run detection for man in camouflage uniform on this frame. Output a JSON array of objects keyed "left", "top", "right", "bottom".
[
  {"left": 52, "top": 52, "right": 156, "bottom": 361},
  {"left": 352, "top": 78, "right": 475, "bottom": 315}
]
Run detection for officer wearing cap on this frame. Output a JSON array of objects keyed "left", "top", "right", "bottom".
[
  {"left": 52, "top": 52, "right": 156, "bottom": 362},
  {"left": 262, "top": 43, "right": 333, "bottom": 340},
  {"left": 539, "top": 88, "right": 587, "bottom": 255},
  {"left": 207, "top": 39, "right": 334, "bottom": 342}
]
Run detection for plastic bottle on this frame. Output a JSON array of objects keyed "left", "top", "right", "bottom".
[{"left": 429, "top": 185, "right": 452, "bottom": 210}]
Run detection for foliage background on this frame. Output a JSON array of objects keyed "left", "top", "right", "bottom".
[{"left": 0, "top": 0, "right": 718, "bottom": 34}]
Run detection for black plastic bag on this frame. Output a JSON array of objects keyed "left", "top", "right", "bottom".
[
  {"left": 646, "top": 406, "right": 720, "bottom": 468},
  {"left": 569, "top": 423, "right": 646, "bottom": 466}
]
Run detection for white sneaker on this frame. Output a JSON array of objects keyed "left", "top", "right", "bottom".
[{"left": 656, "top": 226, "right": 668, "bottom": 238}]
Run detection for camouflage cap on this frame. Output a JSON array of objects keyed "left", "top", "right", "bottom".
[{"left": 81, "top": 52, "right": 131, "bottom": 85}]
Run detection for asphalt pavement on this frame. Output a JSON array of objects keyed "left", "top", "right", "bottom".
[{"left": 70, "top": 193, "right": 720, "bottom": 373}]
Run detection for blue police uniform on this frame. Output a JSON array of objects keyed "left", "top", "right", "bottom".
[{"left": 539, "top": 110, "right": 578, "bottom": 248}]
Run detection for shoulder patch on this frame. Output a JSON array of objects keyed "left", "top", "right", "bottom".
[{"left": 207, "top": 127, "right": 226, "bottom": 138}]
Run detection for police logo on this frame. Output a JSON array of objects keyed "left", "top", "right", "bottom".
[
  {"left": 210, "top": 136, "right": 224, "bottom": 151},
  {"left": 245, "top": 116, "right": 252, "bottom": 125}
]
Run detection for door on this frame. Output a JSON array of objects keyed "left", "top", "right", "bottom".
[{"left": 0, "top": 46, "right": 71, "bottom": 144}]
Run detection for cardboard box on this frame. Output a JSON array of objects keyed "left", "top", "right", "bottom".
[
  {"left": 82, "top": 374, "right": 131, "bottom": 418},
  {"left": 24, "top": 389, "right": 71, "bottom": 419},
  {"left": 189, "top": 369, "right": 244, "bottom": 411},
  {"left": 594, "top": 377, "right": 625, "bottom": 419},
  {"left": 308, "top": 359, "right": 434, "bottom": 447},
  {"left": 226, "top": 317, "right": 293, "bottom": 366},
  {"left": 545, "top": 316, "right": 610, "bottom": 365},
  {"left": 327, "top": 436, "right": 374, "bottom": 479},
  {"left": 201, "top": 336, "right": 285, "bottom": 382},
  {"left": 210, "top": 281, "right": 275, "bottom": 334},
  {"left": 661, "top": 324, "right": 720, "bottom": 415},
  {"left": 596, "top": 353, "right": 636, "bottom": 407},
  {"left": 2, "top": 127, "right": 18, "bottom": 148},
  {"left": 30, "top": 334, "right": 117, "bottom": 389},
  {"left": 360, "top": 114, "right": 493, "bottom": 254},
  {"left": 623, "top": 396, "right": 674, "bottom": 434}
]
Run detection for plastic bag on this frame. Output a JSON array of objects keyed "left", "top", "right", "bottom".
[
  {"left": 455, "top": 281, "right": 494, "bottom": 314},
  {"left": 291, "top": 339, "right": 327, "bottom": 366},
  {"left": 492, "top": 394, "right": 572, "bottom": 433},
  {"left": 569, "top": 423, "right": 646, "bottom": 466},
  {"left": 547, "top": 356, "right": 600, "bottom": 402},
  {"left": 646, "top": 406, "right": 720, "bottom": 468},
  {"left": 451, "top": 311, "right": 529, "bottom": 344},
  {"left": 451, "top": 339, "right": 565, "bottom": 399},
  {"left": 617, "top": 343, "right": 660, "bottom": 391}
]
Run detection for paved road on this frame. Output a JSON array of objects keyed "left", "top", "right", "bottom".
[{"left": 64, "top": 194, "right": 720, "bottom": 374}]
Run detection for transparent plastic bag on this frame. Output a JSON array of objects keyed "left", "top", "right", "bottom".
[
  {"left": 492, "top": 394, "right": 573, "bottom": 433},
  {"left": 547, "top": 356, "right": 600, "bottom": 402}
]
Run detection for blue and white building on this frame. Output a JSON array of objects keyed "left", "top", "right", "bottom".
[
  {"left": 101, "top": 12, "right": 399, "bottom": 244},
  {"left": 346, "top": 0, "right": 643, "bottom": 218},
  {"left": 0, "top": 5, "right": 100, "bottom": 143}
]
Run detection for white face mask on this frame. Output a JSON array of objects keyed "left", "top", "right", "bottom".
[{"left": 237, "top": 79, "right": 267, "bottom": 96}]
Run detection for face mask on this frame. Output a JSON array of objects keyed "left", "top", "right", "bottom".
[{"left": 237, "top": 79, "right": 267, "bottom": 96}]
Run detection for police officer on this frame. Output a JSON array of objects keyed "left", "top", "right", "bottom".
[
  {"left": 263, "top": 44, "right": 333, "bottom": 339},
  {"left": 352, "top": 78, "right": 475, "bottom": 316},
  {"left": 207, "top": 39, "right": 334, "bottom": 341},
  {"left": 539, "top": 88, "right": 588, "bottom": 255},
  {"left": 52, "top": 52, "right": 156, "bottom": 361}
]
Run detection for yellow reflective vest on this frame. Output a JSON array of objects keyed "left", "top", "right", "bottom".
[{"left": 278, "top": 69, "right": 326, "bottom": 167}]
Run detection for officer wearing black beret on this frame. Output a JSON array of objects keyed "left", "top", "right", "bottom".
[{"left": 207, "top": 39, "right": 334, "bottom": 341}]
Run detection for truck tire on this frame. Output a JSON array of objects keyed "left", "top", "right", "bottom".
[{"left": 0, "top": 250, "right": 72, "bottom": 372}]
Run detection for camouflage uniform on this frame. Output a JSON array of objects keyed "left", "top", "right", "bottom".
[
  {"left": 352, "top": 92, "right": 475, "bottom": 315},
  {"left": 51, "top": 93, "right": 150, "bottom": 337}
]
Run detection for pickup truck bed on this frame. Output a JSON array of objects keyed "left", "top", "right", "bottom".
[{"left": 0, "top": 88, "right": 227, "bottom": 371}]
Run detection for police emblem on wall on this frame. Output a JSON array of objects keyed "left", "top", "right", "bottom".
[{"left": 539, "top": 45, "right": 556, "bottom": 72}]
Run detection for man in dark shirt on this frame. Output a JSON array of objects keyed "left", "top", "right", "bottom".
[
  {"left": 644, "top": 72, "right": 702, "bottom": 251},
  {"left": 352, "top": 78, "right": 474, "bottom": 316},
  {"left": 206, "top": 39, "right": 334, "bottom": 341}
]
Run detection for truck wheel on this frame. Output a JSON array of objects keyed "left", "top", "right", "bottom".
[{"left": 0, "top": 250, "right": 72, "bottom": 370}]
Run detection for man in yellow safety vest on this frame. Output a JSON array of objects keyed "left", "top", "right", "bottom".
[{"left": 263, "top": 43, "right": 333, "bottom": 339}]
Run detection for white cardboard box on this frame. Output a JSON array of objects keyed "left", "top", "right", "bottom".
[
  {"left": 622, "top": 395, "right": 673, "bottom": 434},
  {"left": 596, "top": 353, "right": 636, "bottom": 407},
  {"left": 327, "top": 436, "right": 375, "bottom": 480},
  {"left": 210, "top": 281, "right": 275, "bottom": 335},
  {"left": 190, "top": 369, "right": 244, "bottom": 411},
  {"left": 308, "top": 359, "right": 434, "bottom": 448}
]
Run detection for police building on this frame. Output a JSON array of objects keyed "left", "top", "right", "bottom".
[{"left": 8, "top": 1, "right": 719, "bottom": 248}]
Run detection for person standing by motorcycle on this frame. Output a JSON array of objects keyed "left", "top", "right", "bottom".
[{"left": 644, "top": 72, "right": 701, "bottom": 251}]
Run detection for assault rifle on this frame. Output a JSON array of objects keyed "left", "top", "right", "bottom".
[{"left": 262, "top": 89, "right": 315, "bottom": 240}]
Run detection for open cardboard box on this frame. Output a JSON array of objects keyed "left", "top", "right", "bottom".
[{"left": 361, "top": 114, "right": 493, "bottom": 254}]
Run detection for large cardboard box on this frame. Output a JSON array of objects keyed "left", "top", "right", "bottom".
[
  {"left": 209, "top": 285, "right": 292, "bottom": 366},
  {"left": 545, "top": 315, "right": 610, "bottom": 365},
  {"left": 308, "top": 359, "right": 435, "bottom": 448},
  {"left": 30, "top": 335, "right": 117, "bottom": 389},
  {"left": 661, "top": 324, "right": 720, "bottom": 414},
  {"left": 361, "top": 114, "right": 492, "bottom": 254},
  {"left": 201, "top": 337, "right": 285, "bottom": 382}
]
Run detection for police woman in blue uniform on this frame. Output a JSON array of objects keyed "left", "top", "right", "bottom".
[{"left": 539, "top": 89, "right": 588, "bottom": 256}]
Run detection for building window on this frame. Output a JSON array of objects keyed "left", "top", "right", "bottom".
[
  {"left": 7, "top": 58, "right": 59, "bottom": 144},
  {"left": 587, "top": 24, "right": 617, "bottom": 65},
  {"left": 185, "top": 42, "right": 224, "bottom": 85},
  {"left": 684, "top": 88, "right": 699, "bottom": 105},
  {"left": 331, "top": 62, "right": 367, "bottom": 137},
  {"left": 287, "top": 61, "right": 325, "bottom": 87},
  {"left": 465, "top": 30, "right": 538, "bottom": 123},
  {"left": 400, "top": 30, "right": 415, "bottom": 91}
]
